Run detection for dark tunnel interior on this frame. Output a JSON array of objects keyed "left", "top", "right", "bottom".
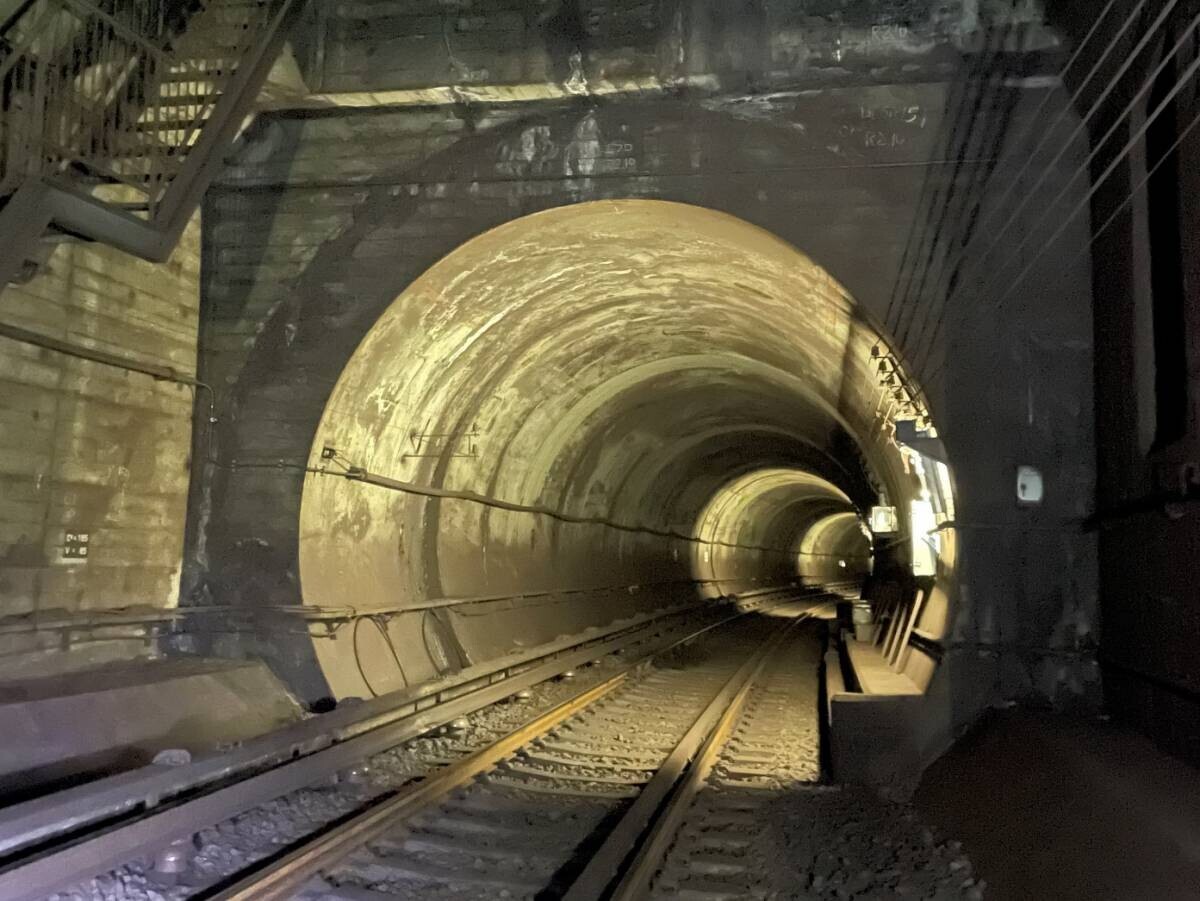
[{"left": 0, "top": 1, "right": 1199, "bottom": 898}]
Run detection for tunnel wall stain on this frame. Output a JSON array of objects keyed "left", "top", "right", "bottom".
[{"left": 188, "top": 2, "right": 1098, "bottom": 725}]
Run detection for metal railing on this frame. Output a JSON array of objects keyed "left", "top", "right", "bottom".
[{"left": 0, "top": 0, "right": 289, "bottom": 218}]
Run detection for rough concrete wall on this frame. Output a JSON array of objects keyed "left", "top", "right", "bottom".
[
  {"left": 287, "top": 200, "right": 897, "bottom": 700},
  {"left": 190, "top": 90, "right": 947, "bottom": 704},
  {"left": 194, "top": 88, "right": 1097, "bottom": 713},
  {"left": 297, "top": 0, "right": 1045, "bottom": 95},
  {"left": 195, "top": 87, "right": 948, "bottom": 601},
  {"left": 0, "top": 218, "right": 200, "bottom": 671}
]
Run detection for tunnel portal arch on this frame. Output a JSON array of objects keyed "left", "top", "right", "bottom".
[{"left": 296, "top": 200, "right": 952, "bottom": 699}]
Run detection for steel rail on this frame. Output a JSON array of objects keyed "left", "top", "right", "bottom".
[
  {"left": 0, "top": 593, "right": 758, "bottom": 860},
  {"left": 205, "top": 599, "right": 812, "bottom": 900},
  {"left": 605, "top": 623, "right": 803, "bottom": 899},
  {"left": 562, "top": 613, "right": 809, "bottom": 901},
  {"left": 0, "top": 590, "right": 808, "bottom": 901},
  {"left": 212, "top": 677, "right": 627, "bottom": 900}
]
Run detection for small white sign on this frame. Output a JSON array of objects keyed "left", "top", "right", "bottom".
[
  {"left": 61, "top": 531, "right": 90, "bottom": 565},
  {"left": 1017, "top": 466, "right": 1044, "bottom": 505},
  {"left": 870, "top": 506, "right": 898, "bottom": 533}
]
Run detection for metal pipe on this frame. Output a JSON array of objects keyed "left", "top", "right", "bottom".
[
  {"left": 0, "top": 318, "right": 216, "bottom": 438},
  {"left": 0, "top": 319, "right": 200, "bottom": 386},
  {"left": 328, "top": 462, "right": 815, "bottom": 556}
]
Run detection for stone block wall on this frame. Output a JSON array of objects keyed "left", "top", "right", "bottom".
[{"left": 0, "top": 218, "right": 200, "bottom": 673}]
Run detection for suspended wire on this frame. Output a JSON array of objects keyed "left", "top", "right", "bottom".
[
  {"left": 352, "top": 616, "right": 384, "bottom": 697},
  {"left": 906, "top": 50, "right": 1074, "bottom": 372},
  {"left": 961, "top": 0, "right": 1149, "bottom": 245},
  {"left": 882, "top": 36, "right": 995, "bottom": 336},
  {"left": 883, "top": 10, "right": 1024, "bottom": 328},
  {"left": 890, "top": 1, "right": 1098, "bottom": 369},
  {"left": 315, "top": 450, "right": 816, "bottom": 557},
  {"left": 921, "top": 91, "right": 1200, "bottom": 390},
  {"left": 898, "top": 28, "right": 1026, "bottom": 356},
  {"left": 885, "top": 0, "right": 1123, "bottom": 364},
  {"left": 963, "top": 14, "right": 1199, "bottom": 311},
  {"left": 915, "top": 0, "right": 1189, "bottom": 367},
  {"left": 885, "top": 10, "right": 1026, "bottom": 369},
  {"left": 917, "top": 7, "right": 1200, "bottom": 386},
  {"left": 351, "top": 615, "right": 410, "bottom": 697},
  {"left": 983, "top": 44, "right": 1199, "bottom": 320},
  {"left": 969, "top": 6, "right": 1197, "bottom": 298},
  {"left": 890, "top": 22, "right": 1008, "bottom": 344},
  {"left": 1068, "top": 100, "right": 1200, "bottom": 272},
  {"left": 912, "top": 0, "right": 1185, "bottom": 359},
  {"left": 944, "top": 0, "right": 1174, "bottom": 279}
]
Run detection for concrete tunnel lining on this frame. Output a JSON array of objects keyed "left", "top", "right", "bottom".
[
  {"left": 693, "top": 468, "right": 866, "bottom": 583},
  {"left": 297, "top": 200, "right": 939, "bottom": 698}
]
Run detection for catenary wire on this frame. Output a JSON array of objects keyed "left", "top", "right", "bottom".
[
  {"left": 916, "top": 61, "right": 1200, "bottom": 388},
  {"left": 917, "top": 10, "right": 1200, "bottom": 386},
  {"left": 895, "top": 0, "right": 1143, "bottom": 363},
  {"left": 916, "top": 0, "right": 1190, "bottom": 364}
]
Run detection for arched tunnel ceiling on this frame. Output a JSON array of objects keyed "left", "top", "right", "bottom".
[
  {"left": 299, "top": 200, "right": 921, "bottom": 608},
  {"left": 695, "top": 469, "right": 854, "bottom": 550}
]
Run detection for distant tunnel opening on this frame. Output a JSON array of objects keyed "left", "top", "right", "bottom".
[{"left": 297, "top": 200, "right": 949, "bottom": 698}]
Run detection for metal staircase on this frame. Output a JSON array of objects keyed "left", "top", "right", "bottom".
[{"left": 0, "top": 0, "right": 305, "bottom": 285}]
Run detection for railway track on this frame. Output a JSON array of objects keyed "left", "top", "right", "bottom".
[
  {"left": 23, "top": 585, "right": 980, "bottom": 901},
  {"left": 208, "top": 606, "right": 826, "bottom": 900},
  {"left": 604, "top": 620, "right": 824, "bottom": 900},
  {"left": 0, "top": 588, "right": 841, "bottom": 901}
]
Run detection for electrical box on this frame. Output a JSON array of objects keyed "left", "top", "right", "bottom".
[
  {"left": 870, "top": 505, "right": 898, "bottom": 534},
  {"left": 1017, "top": 466, "right": 1044, "bottom": 505}
]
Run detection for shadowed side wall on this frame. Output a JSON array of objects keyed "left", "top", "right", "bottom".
[{"left": 1045, "top": 0, "right": 1200, "bottom": 763}]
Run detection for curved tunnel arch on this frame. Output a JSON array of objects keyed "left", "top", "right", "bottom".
[
  {"left": 692, "top": 468, "right": 866, "bottom": 587},
  {"left": 297, "top": 199, "right": 944, "bottom": 698}
]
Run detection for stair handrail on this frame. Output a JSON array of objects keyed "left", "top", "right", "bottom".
[
  {"left": 0, "top": 0, "right": 300, "bottom": 232},
  {"left": 3, "top": 2, "right": 165, "bottom": 195}
]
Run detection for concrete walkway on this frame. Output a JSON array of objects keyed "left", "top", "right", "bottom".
[{"left": 917, "top": 709, "right": 1200, "bottom": 901}]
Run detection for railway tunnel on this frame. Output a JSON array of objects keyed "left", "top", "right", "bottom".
[
  {"left": 295, "top": 200, "right": 940, "bottom": 699},
  {"left": 2, "top": 1, "right": 1200, "bottom": 899}
]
